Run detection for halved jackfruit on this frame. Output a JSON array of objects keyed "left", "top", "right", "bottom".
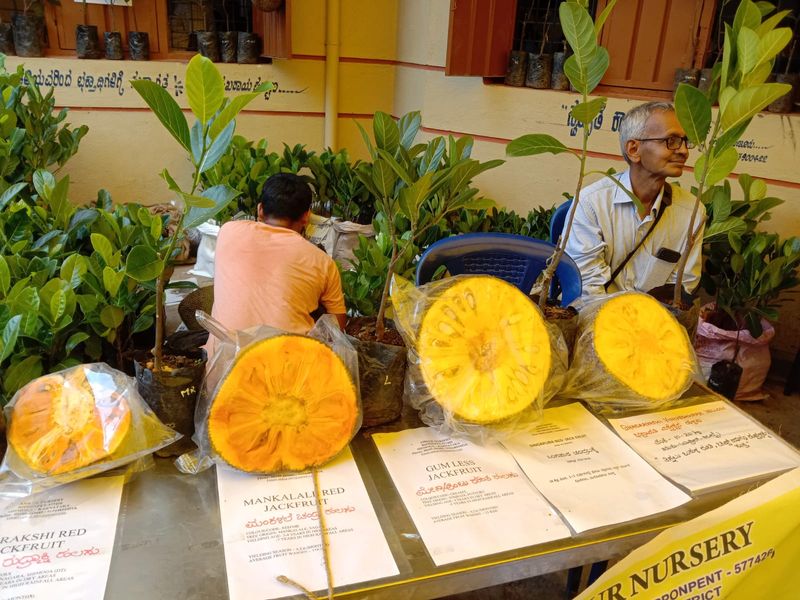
[
  {"left": 208, "top": 335, "right": 358, "bottom": 473},
  {"left": 417, "top": 276, "right": 551, "bottom": 423},
  {"left": 591, "top": 293, "right": 694, "bottom": 402}
]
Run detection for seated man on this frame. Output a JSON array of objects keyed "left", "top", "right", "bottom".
[
  {"left": 564, "top": 101, "right": 704, "bottom": 304},
  {"left": 208, "top": 173, "right": 346, "bottom": 356}
]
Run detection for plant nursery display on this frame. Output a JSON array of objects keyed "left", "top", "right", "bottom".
[
  {"left": 208, "top": 334, "right": 359, "bottom": 473},
  {"left": 415, "top": 276, "right": 552, "bottom": 424}
]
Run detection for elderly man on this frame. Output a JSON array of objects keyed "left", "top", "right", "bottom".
[{"left": 564, "top": 101, "right": 704, "bottom": 304}]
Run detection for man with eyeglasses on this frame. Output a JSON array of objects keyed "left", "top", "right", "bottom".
[{"left": 564, "top": 101, "right": 704, "bottom": 304}]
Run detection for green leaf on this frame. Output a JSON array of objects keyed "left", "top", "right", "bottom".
[
  {"left": 755, "top": 27, "right": 792, "bottom": 68},
  {"left": 180, "top": 193, "right": 216, "bottom": 208},
  {"left": 570, "top": 97, "right": 607, "bottom": 125},
  {"left": 594, "top": 0, "right": 618, "bottom": 36},
  {"left": 705, "top": 216, "right": 747, "bottom": 239},
  {"left": 49, "top": 289, "right": 66, "bottom": 325},
  {"left": 0, "top": 255, "right": 9, "bottom": 298},
  {"left": 702, "top": 146, "right": 739, "bottom": 187},
  {"left": 506, "top": 134, "right": 575, "bottom": 157},
  {"left": 564, "top": 47, "right": 610, "bottom": 95},
  {"left": 371, "top": 159, "right": 398, "bottom": 199},
  {"left": 0, "top": 315, "right": 22, "bottom": 363},
  {"left": 560, "top": 1, "right": 597, "bottom": 65},
  {"left": 198, "top": 120, "right": 236, "bottom": 174},
  {"left": 103, "top": 266, "right": 125, "bottom": 296},
  {"left": 185, "top": 54, "right": 225, "bottom": 124},
  {"left": 674, "top": 83, "right": 712, "bottom": 146},
  {"left": 159, "top": 168, "right": 182, "bottom": 194},
  {"left": 397, "top": 111, "right": 421, "bottom": 150},
  {"left": 91, "top": 233, "right": 116, "bottom": 267},
  {"left": 131, "top": 79, "right": 191, "bottom": 152},
  {"left": 3, "top": 356, "right": 43, "bottom": 396},
  {"left": 183, "top": 185, "right": 241, "bottom": 229},
  {"left": 60, "top": 254, "right": 88, "bottom": 290},
  {"left": 0, "top": 182, "right": 26, "bottom": 211},
  {"left": 750, "top": 178, "right": 767, "bottom": 201},
  {"left": 714, "top": 119, "right": 750, "bottom": 153},
  {"left": 65, "top": 332, "right": 90, "bottom": 354},
  {"left": 126, "top": 245, "right": 165, "bottom": 282},
  {"left": 756, "top": 10, "right": 790, "bottom": 37},
  {"left": 373, "top": 112, "right": 400, "bottom": 154},
  {"left": 736, "top": 27, "right": 759, "bottom": 74},
  {"left": 731, "top": 253, "right": 744, "bottom": 274},
  {"left": 720, "top": 83, "right": 792, "bottom": 132},
  {"left": 721, "top": 25, "right": 733, "bottom": 91},
  {"left": 741, "top": 62, "right": 774, "bottom": 87},
  {"left": 399, "top": 171, "right": 434, "bottom": 221},
  {"left": 33, "top": 169, "right": 56, "bottom": 199},
  {"left": 209, "top": 85, "right": 273, "bottom": 139},
  {"left": 356, "top": 120, "right": 376, "bottom": 160},
  {"left": 376, "top": 148, "right": 413, "bottom": 185},
  {"left": 100, "top": 305, "right": 125, "bottom": 330},
  {"left": 711, "top": 187, "right": 731, "bottom": 222},
  {"left": 732, "top": 0, "right": 761, "bottom": 41}
]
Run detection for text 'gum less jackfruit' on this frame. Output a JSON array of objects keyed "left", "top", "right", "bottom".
[
  {"left": 8, "top": 370, "right": 132, "bottom": 475},
  {"left": 570, "top": 292, "right": 696, "bottom": 408},
  {"left": 416, "top": 276, "right": 552, "bottom": 423},
  {"left": 208, "top": 335, "right": 359, "bottom": 473}
]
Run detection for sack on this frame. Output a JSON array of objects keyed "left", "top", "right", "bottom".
[
  {"left": 333, "top": 221, "right": 375, "bottom": 268},
  {"left": 694, "top": 305, "right": 774, "bottom": 401},
  {"left": 188, "top": 221, "right": 220, "bottom": 278},
  {"left": 306, "top": 214, "right": 339, "bottom": 255}
]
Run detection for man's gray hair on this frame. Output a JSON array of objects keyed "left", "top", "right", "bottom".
[{"left": 618, "top": 101, "right": 675, "bottom": 163}]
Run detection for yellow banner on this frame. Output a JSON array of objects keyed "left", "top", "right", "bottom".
[{"left": 577, "top": 468, "right": 800, "bottom": 600}]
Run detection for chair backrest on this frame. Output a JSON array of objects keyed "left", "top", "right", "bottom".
[
  {"left": 415, "top": 232, "right": 582, "bottom": 306},
  {"left": 550, "top": 198, "right": 573, "bottom": 245}
]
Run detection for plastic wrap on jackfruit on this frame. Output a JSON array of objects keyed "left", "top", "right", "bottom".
[
  {"left": 390, "top": 274, "right": 568, "bottom": 442},
  {"left": 560, "top": 291, "right": 701, "bottom": 414},
  {"left": 0, "top": 363, "right": 180, "bottom": 498},
  {"left": 176, "top": 313, "right": 361, "bottom": 475}
]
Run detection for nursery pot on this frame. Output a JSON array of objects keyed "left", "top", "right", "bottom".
[
  {"left": 128, "top": 31, "right": 150, "bottom": 60},
  {"left": 237, "top": 32, "right": 260, "bottom": 63},
  {"left": 697, "top": 67, "right": 714, "bottom": 93},
  {"left": 219, "top": 31, "right": 237, "bottom": 63},
  {"left": 673, "top": 68, "right": 700, "bottom": 90},
  {"left": 346, "top": 317, "right": 406, "bottom": 428},
  {"left": 504, "top": 50, "right": 528, "bottom": 87},
  {"left": 134, "top": 349, "right": 207, "bottom": 456},
  {"left": 707, "top": 359, "right": 743, "bottom": 400},
  {"left": 196, "top": 31, "right": 221, "bottom": 62},
  {"left": 104, "top": 31, "right": 123, "bottom": 60},
  {"left": 767, "top": 73, "right": 799, "bottom": 113},
  {"left": 0, "top": 22, "right": 15, "bottom": 55},
  {"left": 550, "top": 51, "right": 570, "bottom": 90},
  {"left": 647, "top": 284, "right": 700, "bottom": 342},
  {"left": 12, "top": 14, "right": 44, "bottom": 58},
  {"left": 525, "top": 53, "right": 553, "bottom": 89},
  {"left": 76, "top": 24, "right": 101, "bottom": 59}
]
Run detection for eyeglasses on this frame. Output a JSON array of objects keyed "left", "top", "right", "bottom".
[{"left": 636, "top": 136, "right": 695, "bottom": 150}]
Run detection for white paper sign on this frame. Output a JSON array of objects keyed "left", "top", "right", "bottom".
[
  {"left": 216, "top": 447, "right": 398, "bottom": 600},
  {"left": 373, "top": 427, "right": 571, "bottom": 565},
  {"left": 608, "top": 399, "right": 800, "bottom": 492},
  {"left": 503, "top": 403, "right": 691, "bottom": 533},
  {"left": 0, "top": 476, "right": 124, "bottom": 600}
]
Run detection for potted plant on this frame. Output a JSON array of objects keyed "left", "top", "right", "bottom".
[
  {"left": 342, "top": 111, "right": 501, "bottom": 426},
  {"left": 696, "top": 174, "right": 800, "bottom": 400},
  {"left": 76, "top": 0, "right": 101, "bottom": 58},
  {"left": 130, "top": 54, "right": 271, "bottom": 454},
  {"left": 219, "top": 0, "right": 237, "bottom": 63},
  {"left": 194, "top": 0, "right": 220, "bottom": 62},
  {"left": 104, "top": 0, "right": 123, "bottom": 60},
  {"left": 670, "top": 0, "right": 793, "bottom": 320},
  {"left": 525, "top": 0, "right": 554, "bottom": 89},
  {"left": 507, "top": 0, "right": 619, "bottom": 314},
  {"left": 128, "top": 2, "right": 149, "bottom": 60},
  {"left": 0, "top": 15, "right": 15, "bottom": 55},
  {"left": 505, "top": 0, "right": 535, "bottom": 86},
  {"left": 13, "top": 0, "right": 60, "bottom": 58},
  {"left": 236, "top": 3, "right": 259, "bottom": 64}
]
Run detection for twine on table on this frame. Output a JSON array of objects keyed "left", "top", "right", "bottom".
[{"left": 276, "top": 468, "right": 334, "bottom": 600}]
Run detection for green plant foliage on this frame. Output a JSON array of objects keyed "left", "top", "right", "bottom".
[
  {"left": 131, "top": 54, "right": 271, "bottom": 368},
  {"left": 308, "top": 149, "right": 374, "bottom": 224},
  {"left": 344, "top": 111, "right": 502, "bottom": 336},
  {"left": 701, "top": 175, "right": 800, "bottom": 338}
]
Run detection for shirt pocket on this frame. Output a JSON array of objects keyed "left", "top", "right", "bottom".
[{"left": 638, "top": 249, "right": 677, "bottom": 292}]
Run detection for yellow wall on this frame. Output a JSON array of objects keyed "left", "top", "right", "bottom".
[{"left": 4, "top": 0, "right": 799, "bottom": 359}]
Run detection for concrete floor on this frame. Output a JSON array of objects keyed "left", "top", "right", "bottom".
[{"left": 440, "top": 368, "right": 800, "bottom": 600}]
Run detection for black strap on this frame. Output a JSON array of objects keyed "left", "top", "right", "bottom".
[{"left": 604, "top": 185, "right": 672, "bottom": 291}]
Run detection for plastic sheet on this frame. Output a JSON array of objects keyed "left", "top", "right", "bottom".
[
  {"left": 560, "top": 291, "right": 701, "bottom": 414},
  {"left": 177, "top": 313, "right": 361, "bottom": 475},
  {"left": 0, "top": 363, "right": 181, "bottom": 498},
  {"left": 390, "top": 275, "right": 568, "bottom": 442}
]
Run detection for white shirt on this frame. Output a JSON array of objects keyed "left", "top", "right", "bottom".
[{"left": 564, "top": 171, "right": 704, "bottom": 304}]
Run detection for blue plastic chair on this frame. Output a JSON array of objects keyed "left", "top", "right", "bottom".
[
  {"left": 550, "top": 198, "right": 573, "bottom": 245},
  {"left": 415, "top": 232, "right": 581, "bottom": 307}
]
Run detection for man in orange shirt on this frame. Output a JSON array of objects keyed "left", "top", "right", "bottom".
[{"left": 209, "top": 173, "right": 346, "bottom": 357}]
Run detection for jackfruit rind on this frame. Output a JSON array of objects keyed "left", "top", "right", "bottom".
[
  {"left": 208, "top": 335, "right": 359, "bottom": 473},
  {"left": 417, "top": 276, "right": 552, "bottom": 423}
]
